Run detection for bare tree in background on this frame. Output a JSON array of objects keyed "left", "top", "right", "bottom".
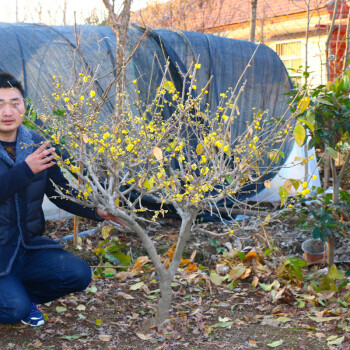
[
  {"left": 343, "top": 5, "right": 350, "bottom": 70},
  {"left": 250, "top": 0, "right": 257, "bottom": 42},
  {"left": 62, "top": 0, "right": 68, "bottom": 26},
  {"left": 326, "top": 0, "right": 340, "bottom": 82},
  {"left": 103, "top": 0, "right": 132, "bottom": 118}
]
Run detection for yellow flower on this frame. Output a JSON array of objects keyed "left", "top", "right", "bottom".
[
  {"left": 79, "top": 96, "right": 85, "bottom": 101},
  {"left": 301, "top": 188, "right": 310, "bottom": 196},
  {"left": 52, "top": 75, "right": 56, "bottom": 80},
  {"left": 195, "top": 63, "right": 201, "bottom": 69},
  {"left": 64, "top": 97, "right": 69, "bottom": 102},
  {"left": 89, "top": 90, "right": 96, "bottom": 98},
  {"left": 126, "top": 144, "right": 134, "bottom": 152},
  {"left": 191, "top": 163, "right": 197, "bottom": 170},
  {"left": 102, "top": 132, "right": 110, "bottom": 140},
  {"left": 302, "top": 181, "right": 308, "bottom": 188},
  {"left": 312, "top": 175, "right": 317, "bottom": 181},
  {"left": 215, "top": 140, "right": 223, "bottom": 148},
  {"left": 192, "top": 85, "right": 197, "bottom": 90},
  {"left": 70, "top": 166, "right": 79, "bottom": 173}
]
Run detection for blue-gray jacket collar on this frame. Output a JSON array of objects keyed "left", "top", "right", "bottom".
[{"left": 0, "top": 125, "right": 34, "bottom": 166}]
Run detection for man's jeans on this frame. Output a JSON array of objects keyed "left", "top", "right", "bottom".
[{"left": 0, "top": 246, "right": 91, "bottom": 324}]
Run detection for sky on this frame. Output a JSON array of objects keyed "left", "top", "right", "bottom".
[{"left": 0, "top": 0, "right": 148, "bottom": 25}]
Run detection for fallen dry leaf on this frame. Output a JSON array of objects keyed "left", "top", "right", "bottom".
[
  {"left": 116, "top": 292, "right": 135, "bottom": 300},
  {"left": 98, "top": 334, "right": 112, "bottom": 342},
  {"left": 136, "top": 332, "right": 152, "bottom": 340},
  {"left": 32, "top": 339, "right": 42, "bottom": 349},
  {"left": 248, "top": 339, "right": 258, "bottom": 348}
]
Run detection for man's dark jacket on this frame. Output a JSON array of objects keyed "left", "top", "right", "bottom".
[{"left": 0, "top": 125, "right": 100, "bottom": 276}]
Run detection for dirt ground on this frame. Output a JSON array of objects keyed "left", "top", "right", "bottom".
[{"left": 0, "top": 213, "right": 349, "bottom": 350}]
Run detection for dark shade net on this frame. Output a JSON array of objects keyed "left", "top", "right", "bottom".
[{"left": 0, "top": 22, "right": 293, "bottom": 219}]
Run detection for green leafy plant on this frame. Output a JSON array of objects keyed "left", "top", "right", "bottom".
[
  {"left": 208, "top": 238, "right": 227, "bottom": 254},
  {"left": 278, "top": 256, "right": 307, "bottom": 283},
  {"left": 93, "top": 236, "right": 131, "bottom": 277},
  {"left": 301, "top": 190, "right": 348, "bottom": 241},
  {"left": 288, "top": 69, "right": 350, "bottom": 265},
  {"left": 311, "top": 264, "right": 348, "bottom": 292}
]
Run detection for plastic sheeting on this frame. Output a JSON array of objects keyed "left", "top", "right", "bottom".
[{"left": 0, "top": 22, "right": 317, "bottom": 208}]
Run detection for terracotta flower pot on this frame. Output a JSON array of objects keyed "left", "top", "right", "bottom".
[{"left": 301, "top": 239, "right": 327, "bottom": 264}]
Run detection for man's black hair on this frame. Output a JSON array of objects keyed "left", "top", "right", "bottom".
[{"left": 0, "top": 72, "right": 24, "bottom": 97}]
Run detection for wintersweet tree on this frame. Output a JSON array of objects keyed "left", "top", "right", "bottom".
[{"left": 34, "top": 59, "right": 302, "bottom": 325}]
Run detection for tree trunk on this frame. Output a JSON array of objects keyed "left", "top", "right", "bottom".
[
  {"left": 250, "top": 0, "right": 257, "bottom": 42},
  {"left": 323, "top": 151, "right": 330, "bottom": 190},
  {"left": 156, "top": 208, "right": 198, "bottom": 325},
  {"left": 157, "top": 275, "right": 174, "bottom": 325},
  {"left": 305, "top": 1, "right": 310, "bottom": 86},
  {"left": 343, "top": 9, "right": 350, "bottom": 70},
  {"left": 103, "top": 0, "right": 132, "bottom": 118},
  {"left": 327, "top": 234, "right": 336, "bottom": 266},
  {"left": 325, "top": 0, "right": 340, "bottom": 82}
]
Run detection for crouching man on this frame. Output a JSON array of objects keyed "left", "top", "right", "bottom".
[{"left": 0, "top": 72, "right": 117, "bottom": 326}]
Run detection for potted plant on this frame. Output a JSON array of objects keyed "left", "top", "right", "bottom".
[
  {"left": 289, "top": 188, "right": 349, "bottom": 266},
  {"left": 291, "top": 69, "right": 350, "bottom": 265}
]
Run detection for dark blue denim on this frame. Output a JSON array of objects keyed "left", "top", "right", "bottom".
[{"left": 0, "top": 247, "right": 91, "bottom": 324}]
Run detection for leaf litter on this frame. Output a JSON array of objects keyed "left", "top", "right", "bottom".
[{"left": 0, "top": 216, "right": 350, "bottom": 349}]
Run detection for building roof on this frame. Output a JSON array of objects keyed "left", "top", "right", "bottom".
[{"left": 132, "top": 0, "right": 348, "bottom": 32}]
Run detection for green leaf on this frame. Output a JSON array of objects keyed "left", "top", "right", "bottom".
[
  {"left": 299, "top": 118, "right": 315, "bottom": 132},
  {"left": 95, "top": 319, "right": 103, "bottom": 325},
  {"left": 316, "top": 97, "right": 334, "bottom": 106},
  {"left": 103, "top": 268, "right": 116, "bottom": 277},
  {"left": 327, "top": 146, "right": 339, "bottom": 160},
  {"left": 114, "top": 252, "right": 131, "bottom": 266},
  {"left": 308, "top": 315, "right": 341, "bottom": 322},
  {"left": 129, "top": 282, "right": 144, "bottom": 290},
  {"left": 259, "top": 280, "right": 280, "bottom": 291},
  {"left": 327, "top": 336, "right": 344, "bottom": 346},
  {"left": 210, "top": 272, "right": 223, "bottom": 286},
  {"left": 212, "top": 321, "right": 234, "bottom": 329},
  {"left": 294, "top": 124, "right": 306, "bottom": 147},
  {"left": 297, "top": 299, "right": 305, "bottom": 308},
  {"left": 236, "top": 251, "right": 246, "bottom": 261},
  {"left": 278, "top": 186, "right": 288, "bottom": 207},
  {"left": 61, "top": 334, "right": 88, "bottom": 341},
  {"left": 87, "top": 285, "right": 98, "bottom": 294},
  {"left": 289, "top": 257, "right": 307, "bottom": 267},
  {"left": 225, "top": 175, "right": 233, "bottom": 184},
  {"left": 56, "top": 306, "right": 67, "bottom": 313},
  {"left": 328, "top": 265, "right": 345, "bottom": 280},
  {"left": 267, "top": 339, "right": 283, "bottom": 347}
]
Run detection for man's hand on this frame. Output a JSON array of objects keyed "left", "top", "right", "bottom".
[
  {"left": 96, "top": 208, "right": 126, "bottom": 227},
  {"left": 25, "top": 140, "right": 56, "bottom": 175}
]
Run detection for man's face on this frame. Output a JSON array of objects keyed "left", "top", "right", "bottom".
[{"left": 0, "top": 87, "right": 26, "bottom": 142}]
